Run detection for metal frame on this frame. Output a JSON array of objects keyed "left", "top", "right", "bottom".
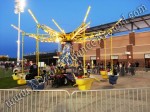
[{"left": 1, "top": 88, "right": 150, "bottom": 112}]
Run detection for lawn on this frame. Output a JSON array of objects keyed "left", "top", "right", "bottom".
[
  {"left": 0, "top": 77, "right": 23, "bottom": 89},
  {"left": 0, "top": 68, "right": 23, "bottom": 89},
  {"left": 0, "top": 67, "right": 13, "bottom": 78}
]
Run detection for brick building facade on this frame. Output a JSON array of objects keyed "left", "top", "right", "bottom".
[{"left": 72, "top": 31, "right": 150, "bottom": 67}]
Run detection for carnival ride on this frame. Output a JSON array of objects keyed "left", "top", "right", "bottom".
[{"left": 12, "top": 6, "right": 122, "bottom": 89}]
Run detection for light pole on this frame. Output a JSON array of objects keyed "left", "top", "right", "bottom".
[{"left": 14, "top": 0, "right": 25, "bottom": 65}]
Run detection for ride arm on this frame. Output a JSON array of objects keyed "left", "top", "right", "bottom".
[
  {"left": 25, "top": 33, "right": 56, "bottom": 42},
  {"left": 71, "top": 22, "right": 90, "bottom": 41},
  {"left": 11, "top": 24, "right": 24, "bottom": 33},
  {"left": 39, "top": 24, "right": 59, "bottom": 36},
  {"left": 52, "top": 19, "right": 65, "bottom": 34},
  {"left": 76, "top": 18, "right": 123, "bottom": 42}
]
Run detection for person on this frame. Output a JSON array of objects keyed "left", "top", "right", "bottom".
[
  {"left": 4, "top": 62, "right": 9, "bottom": 71},
  {"left": 130, "top": 63, "right": 135, "bottom": 75},
  {"left": 11, "top": 62, "right": 15, "bottom": 71},
  {"left": 87, "top": 63, "right": 91, "bottom": 77},
  {"left": 26, "top": 77, "right": 45, "bottom": 90},
  {"left": 25, "top": 61, "right": 38, "bottom": 80},
  {"left": 41, "top": 70, "right": 49, "bottom": 85},
  {"left": 77, "top": 63, "right": 84, "bottom": 78},
  {"left": 29, "top": 61, "right": 38, "bottom": 76},
  {"left": 109, "top": 67, "right": 119, "bottom": 85},
  {"left": 51, "top": 68, "right": 66, "bottom": 88},
  {"left": 107, "top": 62, "right": 111, "bottom": 69},
  {"left": 135, "top": 61, "right": 139, "bottom": 67},
  {"left": 127, "top": 62, "right": 131, "bottom": 75},
  {"left": 118, "top": 62, "right": 125, "bottom": 76},
  {"left": 50, "top": 63, "right": 55, "bottom": 73},
  {"left": 97, "top": 63, "right": 100, "bottom": 74}
]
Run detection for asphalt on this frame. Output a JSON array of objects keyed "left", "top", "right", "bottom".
[{"left": 14, "top": 71, "right": 150, "bottom": 93}]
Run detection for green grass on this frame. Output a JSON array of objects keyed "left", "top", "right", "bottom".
[
  {"left": 0, "top": 68, "right": 23, "bottom": 89},
  {"left": 0, "top": 77, "right": 23, "bottom": 89},
  {"left": 0, "top": 68, "right": 13, "bottom": 78}
]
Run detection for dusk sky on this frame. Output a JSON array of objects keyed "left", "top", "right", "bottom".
[{"left": 0, "top": 0, "right": 150, "bottom": 58}]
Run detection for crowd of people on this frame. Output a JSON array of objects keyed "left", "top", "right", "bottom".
[
  {"left": 0, "top": 61, "right": 15, "bottom": 71},
  {"left": 89, "top": 61, "right": 140, "bottom": 76},
  {"left": 0, "top": 60, "right": 141, "bottom": 77}
]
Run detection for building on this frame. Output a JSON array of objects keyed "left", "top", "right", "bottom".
[
  {"left": 0, "top": 55, "right": 9, "bottom": 61},
  {"left": 72, "top": 31, "right": 150, "bottom": 67},
  {"left": 71, "top": 14, "right": 150, "bottom": 67},
  {"left": 24, "top": 52, "right": 58, "bottom": 65}
]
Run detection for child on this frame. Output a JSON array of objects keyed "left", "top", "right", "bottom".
[{"left": 41, "top": 70, "right": 49, "bottom": 85}]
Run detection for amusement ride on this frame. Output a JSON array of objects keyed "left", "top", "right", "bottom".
[{"left": 12, "top": 6, "right": 122, "bottom": 90}]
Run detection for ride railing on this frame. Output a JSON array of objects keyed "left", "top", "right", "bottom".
[
  {"left": 0, "top": 89, "right": 70, "bottom": 112},
  {"left": 71, "top": 88, "right": 150, "bottom": 112},
  {"left": 0, "top": 88, "right": 150, "bottom": 112}
]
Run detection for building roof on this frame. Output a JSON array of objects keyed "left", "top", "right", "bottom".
[{"left": 86, "top": 14, "right": 150, "bottom": 34}]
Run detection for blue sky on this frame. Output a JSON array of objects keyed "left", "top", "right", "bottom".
[{"left": 0, "top": 0, "right": 150, "bottom": 58}]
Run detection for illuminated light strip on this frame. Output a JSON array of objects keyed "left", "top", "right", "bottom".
[
  {"left": 11, "top": 24, "right": 23, "bottom": 32},
  {"left": 71, "top": 22, "right": 90, "bottom": 40},
  {"left": 83, "top": 6, "right": 91, "bottom": 23},
  {"left": 41, "top": 25, "right": 59, "bottom": 35},
  {"left": 28, "top": 9, "right": 39, "bottom": 24},
  {"left": 52, "top": 19, "right": 65, "bottom": 34}
]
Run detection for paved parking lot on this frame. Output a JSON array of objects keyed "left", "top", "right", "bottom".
[{"left": 14, "top": 71, "right": 150, "bottom": 92}]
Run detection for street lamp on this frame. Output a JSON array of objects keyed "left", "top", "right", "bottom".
[{"left": 14, "top": 0, "right": 26, "bottom": 65}]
